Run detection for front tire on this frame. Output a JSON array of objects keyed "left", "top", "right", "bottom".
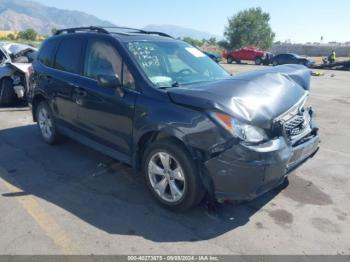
[
  {"left": 143, "top": 139, "right": 205, "bottom": 211},
  {"left": 272, "top": 60, "right": 278, "bottom": 66},
  {"left": 227, "top": 57, "right": 233, "bottom": 64},
  {"left": 0, "top": 78, "right": 16, "bottom": 106},
  {"left": 36, "top": 101, "right": 59, "bottom": 144}
]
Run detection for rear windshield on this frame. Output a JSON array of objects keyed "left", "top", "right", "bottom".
[{"left": 126, "top": 41, "right": 230, "bottom": 88}]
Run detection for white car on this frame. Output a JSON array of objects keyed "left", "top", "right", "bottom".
[{"left": 0, "top": 42, "right": 37, "bottom": 106}]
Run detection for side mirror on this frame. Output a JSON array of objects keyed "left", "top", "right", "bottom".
[{"left": 97, "top": 74, "right": 122, "bottom": 88}]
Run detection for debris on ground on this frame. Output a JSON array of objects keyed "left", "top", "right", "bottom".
[
  {"left": 313, "top": 60, "right": 350, "bottom": 71},
  {"left": 93, "top": 161, "right": 123, "bottom": 176},
  {"left": 311, "top": 71, "right": 324, "bottom": 76}
]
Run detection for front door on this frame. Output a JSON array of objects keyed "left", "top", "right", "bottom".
[{"left": 76, "top": 38, "right": 137, "bottom": 159}]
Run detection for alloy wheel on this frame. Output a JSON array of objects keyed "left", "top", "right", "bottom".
[
  {"left": 38, "top": 107, "right": 53, "bottom": 140},
  {"left": 147, "top": 152, "right": 186, "bottom": 203}
]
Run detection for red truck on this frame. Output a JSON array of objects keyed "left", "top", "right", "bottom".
[{"left": 223, "top": 47, "right": 271, "bottom": 65}]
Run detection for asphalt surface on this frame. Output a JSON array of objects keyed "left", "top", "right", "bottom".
[{"left": 0, "top": 64, "right": 349, "bottom": 255}]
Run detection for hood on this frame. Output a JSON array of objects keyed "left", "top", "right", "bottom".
[
  {"left": 167, "top": 64, "right": 311, "bottom": 129},
  {"left": 9, "top": 63, "right": 32, "bottom": 74},
  {"left": 0, "top": 42, "right": 37, "bottom": 58}
]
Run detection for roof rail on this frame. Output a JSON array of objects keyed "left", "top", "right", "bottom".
[
  {"left": 102, "top": 26, "right": 145, "bottom": 32},
  {"left": 101, "top": 26, "right": 173, "bottom": 38},
  {"left": 54, "top": 26, "right": 109, "bottom": 35},
  {"left": 53, "top": 26, "right": 173, "bottom": 38},
  {"left": 143, "top": 31, "right": 173, "bottom": 38}
]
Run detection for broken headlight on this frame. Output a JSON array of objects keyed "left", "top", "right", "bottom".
[
  {"left": 211, "top": 112, "right": 268, "bottom": 143},
  {"left": 12, "top": 75, "right": 21, "bottom": 85}
]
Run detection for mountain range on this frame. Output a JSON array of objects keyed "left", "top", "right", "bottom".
[
  {"left": 0, "top": 0, "right": 221, "bottom": 39},
  {"left": 142, "top": 24, "right": 222, "bottom": 40},
  {"left": 0, "top": 0, "right": 114, "bottom": 35}
]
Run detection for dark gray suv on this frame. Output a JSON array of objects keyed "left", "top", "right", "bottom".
[{"left": 29, "top": 27, "right": 319, "bottom": 211}]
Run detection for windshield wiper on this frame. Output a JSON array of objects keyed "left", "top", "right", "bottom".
[{"left": 171, "top": 81, "right": 180, "bottom": 87}]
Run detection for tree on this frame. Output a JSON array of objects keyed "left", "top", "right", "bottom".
[
  {"left": 182, "top": 37, "right": 202, "bottom": 47},
  {"left": 7, "top": 34, "right": 15, "bottom": 40},
  {"left": 224, "top": 7, "right": 275, "bottom": 50},
  {"left": 51, "top": 28, "right": 58, "bottom": 35},
  {"left": 217, "top": 40, "right": 230, "bottom": 49},
  {"left": 207, "top": 37, "right": 217, "bottom": 45},
  {"left": 17, "top": 29, "right": 38, "bottom": 41}
]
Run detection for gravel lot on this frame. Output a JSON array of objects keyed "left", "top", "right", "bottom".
[{"left": 0, "top": 64, "right": 349, "bottom": 255}]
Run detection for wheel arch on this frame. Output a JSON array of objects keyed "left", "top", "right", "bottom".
[
  {"left": 31, "top": 94, "right": 47, "bottom": 122},
  {"left": 133, "top": 129, "right": 214, "bottom": 198},
  {"left": 133, "top": 129, "right": 193, "bottom": 172}
]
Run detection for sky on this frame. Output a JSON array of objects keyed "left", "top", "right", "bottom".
[{"left": 35, "top": 0, "right": 349, "bottom": 43}]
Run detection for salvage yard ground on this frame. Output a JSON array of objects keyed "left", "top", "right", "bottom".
[{"left": 0, "top": 64, "right": 349, "bottom": 255}]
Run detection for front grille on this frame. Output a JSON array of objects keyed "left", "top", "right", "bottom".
[{"left": 283, "top": 111, "right": 310, "bottom": 138}]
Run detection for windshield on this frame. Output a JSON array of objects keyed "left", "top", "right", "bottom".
[{"left": 126, "top": 41, "right": 230, "bottom": 88}]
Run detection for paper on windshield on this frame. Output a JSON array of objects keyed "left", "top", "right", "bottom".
[{"left": 185, "top": 47, "right": 206, "bottom": 58}]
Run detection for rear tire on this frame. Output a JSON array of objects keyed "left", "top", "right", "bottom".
[
  {"left": 227, "top": 57, "right": 233, "bottom": 64},
  {"left": 143, "top": 139, "right": 205, "bottom": 211},
  {"left": 36, "top": 101, "right": 60, "bottom": 144},
  {"left": 255, "top": 57, "right": 262, "bottom": 65},
  {"left": 0, "top": 78, "right": 16, "bottom": 106},
  {"left": 272, "top": 60, "right": 278, "bottom": 66}
]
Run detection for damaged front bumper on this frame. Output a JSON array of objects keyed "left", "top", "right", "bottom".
[{"left": 204, "top": 111, "right": 320, "bottom": 202}]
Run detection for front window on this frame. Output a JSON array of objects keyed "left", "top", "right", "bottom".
[
  {"left": 84, "top": 39, "right": 135, "bottom": 89},
  {"left": 126, "top": 41, "right": 230, "bottom": 88}
]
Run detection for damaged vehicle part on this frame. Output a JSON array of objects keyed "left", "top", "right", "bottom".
[
  {"left": 29, "top": 27, "right": 319, "bottom": 211},
  {"left": 0, "top": 42, "right": 36, "bottom": 106}
]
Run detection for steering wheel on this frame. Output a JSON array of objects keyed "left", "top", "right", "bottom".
[{"left": 176, "top": 68, "right": 193, "bottom": 77}]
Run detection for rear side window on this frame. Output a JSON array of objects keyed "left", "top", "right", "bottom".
[
  {"left": 38, "top": 39, "right": 59, "bottom": 67},
  {"left": 54, "top": 38, "right": 84, "bottom": 74}
]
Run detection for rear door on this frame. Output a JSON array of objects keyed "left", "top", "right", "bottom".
[
  {"left": 278, "top": 54, "right": 288, "bottom": 64},
  {"left": 290, "top": 55, "right": 300, "bottom": 64},
  {"left": 76, "top": 37, "right": 137, "bottom": 160},
  {"left": 50, "top": 36, "right": 85, "bottom": 128},
  {"left": 246, "top": 50, "right": 255, "bottom": 60},
  {"left": 235, "top": 49, "right": 245, "bottom": 60},
  {"left": 285, "top": 54, "right": 296, "bottom": 64}
]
